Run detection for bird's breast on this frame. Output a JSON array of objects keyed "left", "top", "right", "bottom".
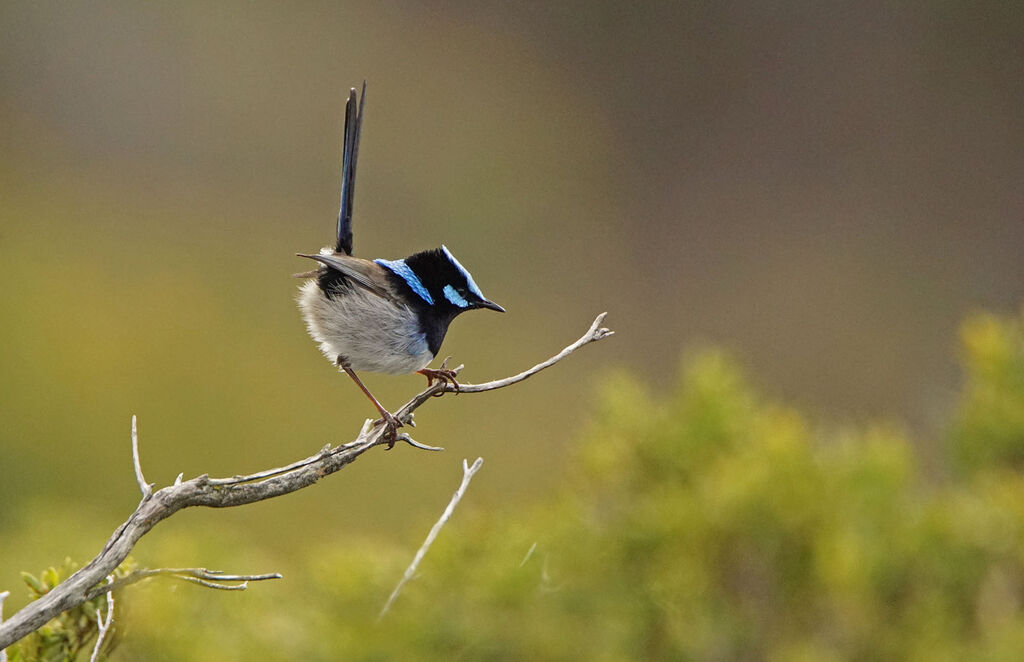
[{"left": 297, "top": 280, "right": 433, "bottom": 374}]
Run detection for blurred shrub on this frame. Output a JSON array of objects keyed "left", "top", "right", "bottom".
[
  {"left": 7, "top": 559, "right": 134, "bottom": 662},
  {"left": 9, "top": 308, "right": 1024, "bottom": 661},
  {"left": 951, "top": 309, "right": 1024, "bottom": 475}
]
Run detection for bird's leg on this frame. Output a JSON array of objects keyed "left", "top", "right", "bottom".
[
  {"left": 417, "top": 356, "right": 460, "bottom": 396},
  {"left": 338, "top": 357, "right": 402, "bottom": 448}
]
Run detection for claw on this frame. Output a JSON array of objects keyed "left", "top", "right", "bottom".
[
  {"left": 374, "top": 411, "right": 404, "bottom": 449},
  {"left": 417, "top": 366, "right": 460, "bottom": 395}
]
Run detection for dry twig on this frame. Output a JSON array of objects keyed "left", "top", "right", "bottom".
[
  {"left": 88, "top": 576, "right": 114, "bottom": 662},
  {"left": 379, "top": 458, "right": 484, "bottom": 619},
  {"left": 82, "top": 568, "right": 282, "bottom": 602},
  {"left": 131, "top": 416, "right": 152, "bottom": 499}
]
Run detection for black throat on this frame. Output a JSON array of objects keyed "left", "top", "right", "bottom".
[
  {"left": 376, "top": 268, "right": 463, "bottom": 357},
  {"left": 418, "top": 309, "right": 459, "bottom": 357}
]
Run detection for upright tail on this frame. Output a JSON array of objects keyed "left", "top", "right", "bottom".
[{"left": 336, "top": 81, "right": 366, "bottom": 255}]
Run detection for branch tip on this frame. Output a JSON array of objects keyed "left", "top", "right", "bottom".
[
  {"left": 131, "top": 415, "right": 153, "bottom": 499},
  {"left": 394, "top": 433, "right": 444, "bottom": 452}
]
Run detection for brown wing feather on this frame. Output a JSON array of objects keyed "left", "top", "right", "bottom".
[{"left": 296, "top": 253, "right": 400, "bottom": 304}]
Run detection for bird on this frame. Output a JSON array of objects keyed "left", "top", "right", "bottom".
[{"left": 296, "top": 82, "right": 504, "bottom": 440}]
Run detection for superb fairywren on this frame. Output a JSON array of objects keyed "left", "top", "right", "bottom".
[{"left": 296, "top": 83, "right": 504, "bottom": 437}]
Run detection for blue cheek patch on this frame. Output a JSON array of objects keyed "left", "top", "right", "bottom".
[
  {"left": 441, "top": 245, "right": 485, "bottom": 299},
  {"left": 443, "top": 284, "right": 470, "bottom": 308},
  {"left": 374, "top": 258, "right": 434, "bottom": 305}
]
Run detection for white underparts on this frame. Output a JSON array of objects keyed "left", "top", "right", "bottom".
[{"left": 297, "top": 280, "right": 433, "bottom": 375}]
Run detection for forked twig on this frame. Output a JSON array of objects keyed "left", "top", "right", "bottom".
[
  {"left": 83, "top": 568, "right": 282, "bottom": 602},
  {"left": 88, "top": 576, "right": 114, "bottom": 662}
]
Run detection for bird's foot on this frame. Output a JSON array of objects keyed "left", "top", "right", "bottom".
[
  {"left": 374, "top": 410, "right": 404, "bottom": 449},
  {"left": 418, "top": 358, "right": 460, "bottom": 396}
]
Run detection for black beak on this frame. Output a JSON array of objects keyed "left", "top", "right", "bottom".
[{"left": 476, "top": 299, "right": 506, "bottom": 313}]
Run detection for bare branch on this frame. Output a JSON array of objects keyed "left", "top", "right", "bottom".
[
  {"left": 0, "top": 313, "right": 613, "bottom": 649},
  {"left": 454, "top": 312, "right": 612, "bottom": 393},
  {"left": 438, "top": 312, "right": 613, "bottom": 396},
  {"left": 88, "top": 576, "right": 114, "bottom": 662},
  {"left": 384, "top": 312, "right": 614, "bottom": 420},
  {"left": 379, "top": 457, "right": 484, "bottom": 620},
  {"left": 206, "top": 442, "right": 339, "bottom": 486},
  {"left": 131, "top": 415, "right": 152, "bottom": 499},
  {"left": 83, "top": 568, "right": 282, "bottom": 602}
]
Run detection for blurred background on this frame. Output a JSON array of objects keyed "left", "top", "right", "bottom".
[{"left": 1, "top": 1, "right": 1023, "bottom": 659}]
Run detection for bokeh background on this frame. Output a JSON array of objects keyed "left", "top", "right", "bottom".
[{"left": 2, "top": 1, "right": 1023, "bottom": 659}]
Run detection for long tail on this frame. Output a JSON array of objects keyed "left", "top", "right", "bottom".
[{"left": 336, "top": 81, "right": 366, "bottom": 255}]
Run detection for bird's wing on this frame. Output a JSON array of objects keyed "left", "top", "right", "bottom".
[
  {"left": 297, "top": 253, "right": 398, "bottom": 303},
  {"left": 335, "top": 82, "right": 366, "bottom": 256}
]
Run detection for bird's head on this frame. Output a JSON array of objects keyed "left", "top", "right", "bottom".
[{"left": 389, "top": 245, "right": 504, "bottom": 316}]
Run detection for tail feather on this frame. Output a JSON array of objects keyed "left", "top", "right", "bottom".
[{"left": 336, "top": 81, "right": 366, "bottom": 255}]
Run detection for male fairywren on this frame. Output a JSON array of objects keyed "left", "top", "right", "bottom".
[{"left": 296, "top": 83, "right": 504, "bottom": 438}]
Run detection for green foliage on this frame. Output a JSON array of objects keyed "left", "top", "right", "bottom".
[
  {"left": 11, "top": 309, "right": 1024, "bottom": 660},
  {"left": 8, "top": 559, "right": 134, "bottom": 662},
  {"left": 951, "top": 309, "right": 1024, "bottom": 474}
]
